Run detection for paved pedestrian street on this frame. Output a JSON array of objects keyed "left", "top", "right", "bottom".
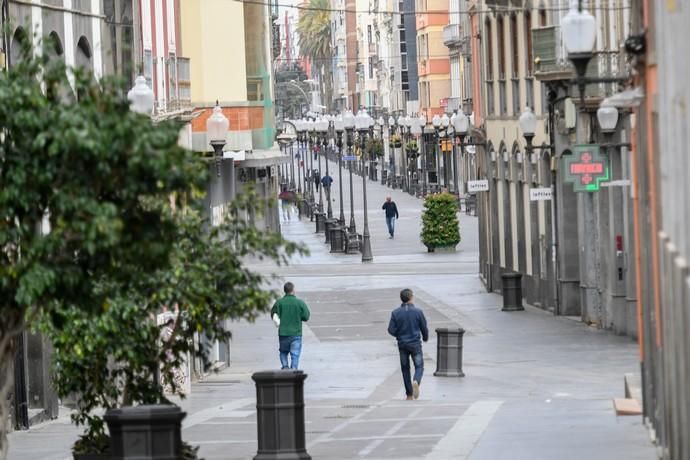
[{"left": 8, "top": 163, "right": 656, "bottom": 460}]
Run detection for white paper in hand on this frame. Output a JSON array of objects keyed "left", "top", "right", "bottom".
[{"left": 272, "top": 313, "right": 280, "bottom": 327}]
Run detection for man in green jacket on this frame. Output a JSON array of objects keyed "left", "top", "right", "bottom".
[{"left": 270, "top": 282, "right": 311, "bottom": 369}]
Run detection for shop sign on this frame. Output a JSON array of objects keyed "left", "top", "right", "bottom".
[{"left": 563, "top": 145, "right": 609, "bottom": 192}]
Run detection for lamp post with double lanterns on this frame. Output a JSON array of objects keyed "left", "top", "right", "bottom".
[
  {"left": 452, "top": 110, "right": 470, "bottom": 195},
  {"left": 409, "top": 115, "right": 423, "bottom": 196},
  {"left": 334, "top": 115, "right": 346, "bottom": 226},
  {"left": 307, "top": 118, "right": 317, "bottom": 219},
  {"left": 356, "top": 110, "right": 373, "bottom": 262},
  {"left": 418, "top": 113, "right": 428, "bottom": 196},
  {"left": 387, "top": 115, "right": 397, "bottom": 187},
  {"left": 321, "top": 116, "right": 334, "bottom": 219},
  {"left": 343, "top": 110, "right": 357, "bottom": 234}
]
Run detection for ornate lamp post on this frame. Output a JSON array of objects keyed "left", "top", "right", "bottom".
[
  {"left": 453, "top": 110, "right": 470, "bottom": 195},
  {"left": 321, "top": 116, "right": 334, "bottom": 219},
  {"left": 387, "top": 115, "right": 397, "bottom": 187},
  {"left": 343, "top": 110, "right": 357, "bottom": 233},
  {"left": 295, "top": 119, "right": 306, "bottom": 194},
  {"left": 440, "top": 113, "right": 451, "bottom": 190},
  {"left": 306, "top": 118, "right": 316, "bottom": 217},
  {"left": 400, "top": 115, "right": 410, "bottom": 192},
  {"left": 419, "top": 114, "right": 428, "bottom": 196},
  {"left": 377, "top": 116, "right": 385, "bottom": 184},
  {"left": 127, "top": 75, "right": 155, "bottom": 115},
  {"left": 356, "top": 110, "right": 373, "bottom": 262},
  {"left": 410, "top": 115, "right": 423, "bottom": 196},
  {"left": 432, "top": 114, "right": 442, "bottom": 192},
  {"left": 206, "top": 102, "right": 230, "bottom": 177},
  {"left": 315, "top": 116, "right": 327, "bottom": 214},
  {"left": 561, "top": 3, "right": 597, "bottom": 102},
  {"left": 334, "top": 115, "right": 346, "bottom": 225}
]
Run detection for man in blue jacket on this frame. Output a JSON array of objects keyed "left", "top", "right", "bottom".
[{"left": 387, "top": 288, "right": 429, "bottom": 400}]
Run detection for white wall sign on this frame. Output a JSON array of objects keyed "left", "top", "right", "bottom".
[
  {"left": 530, "top": 187, "right": 553, "bottom": 201},
  {"left": 467, "top": 180, "right": 489, "bottom": 193}
]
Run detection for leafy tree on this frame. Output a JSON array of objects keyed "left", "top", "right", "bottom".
[
  {"left": 420, "top": 192, "right": 461, "bottom": 250},
  {"left": 0, "top": 44, "right": 304, "bottom": 458},
  {"left": 297, "top": 0, "right": 333, "bottom": 110}
]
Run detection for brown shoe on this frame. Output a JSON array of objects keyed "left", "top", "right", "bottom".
[{"left": 406, "top": 395, "right": 414, "bottom": 400}]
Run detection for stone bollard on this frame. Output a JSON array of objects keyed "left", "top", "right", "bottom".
[
  {"left": 252, "top": 370, "right": 311, "bottom": 460},
  {"left": 433, "top": 328, "right": 466, "bottom": 377},
  {"left": 104, "top": 404, "right": 185, "bottom": 460},
  {"left": 501, "top": 272, "right": 525, "bottom": 311}
]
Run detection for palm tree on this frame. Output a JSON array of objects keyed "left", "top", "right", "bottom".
[{"left": 297, "top": 0, "right": 333, "bottom": 111}]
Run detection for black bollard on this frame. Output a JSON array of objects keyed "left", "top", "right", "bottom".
[
  {"left": 252, "top": 370, "right": 311, "bottom": 460},
  {"left": 329, "top": 224, "right": 345, "bottom": 253},
  {"left": 501, "top": 272, "right": 525, "bottom": 311},
  {"left": 104, "top": 404, "right": 185, "bottom": 460},
  {"left": 433, "top": 328, "right": 465, "bottom": 377},
  {"left": 324, "top": 218, "right": 337, "bottom": 244},
  {"left": 314, "top": 212, "right": 326, "bottom": 233}
]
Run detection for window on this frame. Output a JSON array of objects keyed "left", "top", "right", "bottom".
[
  {"left": 497, "top": 16, "right": 505, "bottom": 79},
  {"left": 144, "top": 49, "right": 153, "bottom": 89},
  {"left": 486, "top": 81, "right": 495, "bottom": 115},
  {"left": 525, "top": 11, "right": 533, "bottom": 76},
  {"left": 485, "top": 18, "right": 493, "bottom": 80},
  {"left": 178, "top": 57, "right": 190, "bottom": 101},
  {"left": 168, "top": 53, "right": 177, "bottom": 102},
  {"left": 526, "top": 77, "right": 534, "bottom": 110},
  {"left": 401, "top": 40, "right": 407, "bottom": 53},
  {"left": 510, "top": 15, "right": 519, "bottom": 78},
  {"left": 369, "top": 57, "right": 375, "bottom": 79},
  {"left": 368, "top": 25, "right": 372, "bottom": 44},
  {"left": 401, "top": 53, "right": 408, "bottom": 70},
  {"left": 512, "top": 79, "right": 520, "bottom": 116},
  {"left": 539, "top": 8, "right": 547, "bottom": 26},
  {"left": 499, "top": 80, "right": 507, "bottom": 115}
]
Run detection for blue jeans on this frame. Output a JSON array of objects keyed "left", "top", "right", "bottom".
[
  {"left": 386, "top": 216, "right": 396, "bottom": 236},
  {"left": 398, "top": 342, "right": 424, "bottom": 396},
  {"left": 279, "top": 336, "right": 302, "bottom": 369}
]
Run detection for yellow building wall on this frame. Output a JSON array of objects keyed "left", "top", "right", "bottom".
[{"left": 180, "top": 0, "right": 248, "bottom": 104}]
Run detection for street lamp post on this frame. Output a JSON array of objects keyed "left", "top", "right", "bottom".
[
  {"left": 432, "top": 114, "right": 442, "bottom": 192},
  {"left": 357, "top": 110, "right": 373, "bottom": 262},
  {"left": 387, "top": 115, "right": 397, "bottom": 187},
  {"left": 334, "top": 115, "right": 346, "bottom": 225},
  {"left": 419, "top": 114, "right": 428, "bottom": 196},
  {"left": 410, "top": 115, "right": 423, "bottom": 196},
  {"left": 452, "top": 111, "right": 470, "bottom": 195},
  {"left": 316, "top": 117, "right": 327, "bottom": 214},
  {"left": 321, "top": 116, "right": 333, "bottom": 219},
  {"left": 344, "top": 110, "right": 357, "bottom": 234},
  {"left": 206, "top": 101, "right": 230, "bottom": 178},
  {"left": 377, "top": 116, "right": 385, "bottom": 184}
]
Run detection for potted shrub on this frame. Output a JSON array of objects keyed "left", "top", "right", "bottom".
[
  {"left": 420, "top": 192, "right": 461, "bottom": 252},
  {"left": 389, "top": 134, "right": 403, "bottom": 148},
  {"left": 366, "top": 137, "right": 384, "bottom": 158},
  {"left": 405, "top": 140, "right": 419, "bottom": 160}
]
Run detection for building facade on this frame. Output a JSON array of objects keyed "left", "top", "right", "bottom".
[{"left": 415, "top": 0, "right": 450, "bottom": 117}]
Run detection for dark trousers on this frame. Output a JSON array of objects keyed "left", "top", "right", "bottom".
[{"left": 398, "top": 341, "right": 424, "bottom": 396}]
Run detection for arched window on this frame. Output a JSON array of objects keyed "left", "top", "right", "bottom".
[
  {"left": 47, "top": 31, "right": 64, "bottom": 59},
  {"left": 10, "top": 27, "right": 28, "bottom": 66},
  {"left": 76, "top": 36, "right": 92, "bottom": 70}
]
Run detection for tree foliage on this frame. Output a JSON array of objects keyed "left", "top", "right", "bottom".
[
  {"left": 420, "top": 193, "right": 461, "bottom": 249},
  {"left": 297, "top": 0, "right": 333, "bottom": 110},
  {"left": 0, "top": 43, "right": 305, "bottom": 458}
]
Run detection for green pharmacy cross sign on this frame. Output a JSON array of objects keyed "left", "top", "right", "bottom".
[{"left": 563, "top": 145, "right": 610, "bottom": 192}]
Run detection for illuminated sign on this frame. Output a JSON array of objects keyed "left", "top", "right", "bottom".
[{"left": 563, "top": 145, "right": 610, "bottom": 192}]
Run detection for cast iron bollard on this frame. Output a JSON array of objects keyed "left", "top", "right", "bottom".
[
  {"left": 314, "top": 212, "right": 326, "bottom": 233},
  {"left": 104, "top": 404, "right": 185, "bottom": 460},
  {"left": 329, "top": 225, "right": 345, "bottom": 253},
  {"left": 433, "top": 328, "right": 465, "bottom": 377},
  {"left": 501, "top": 272, "right": 525, "bottom": 311},
  {"left": 324, "top": 218, "right": 337, "bottom": 244},
  {"left": 252, "top": 370, "right": 311, "bottom": 460}
]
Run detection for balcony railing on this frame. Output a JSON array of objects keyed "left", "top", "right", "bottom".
[{"left": 443, "top": 24, "right": 462, "bottom": 47}]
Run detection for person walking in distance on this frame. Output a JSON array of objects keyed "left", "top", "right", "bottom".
[
  {"left": 271, "top": 282, "right": 311, "bottom": 369},
  {"left": 382, "top": 196, "right": 399, "bottom": 239},
  {"left": 387, "top": 289, "right": 428, "bottom": 400}
]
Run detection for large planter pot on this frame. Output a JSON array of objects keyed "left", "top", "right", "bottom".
[
  {"left": 425, "top": 245, "right": 457, "bottom": 253},
  {"left": 73, "top": 454, "right": 109, "bottom": 460}
]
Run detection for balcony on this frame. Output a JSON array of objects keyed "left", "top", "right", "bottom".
[
  {"left": 485, "top": 0, "right": 521, "bottom": 10},
  {"left": 532, "top": 26, "right": 624, "bottom": 99},
  {"left": 154, "top": 56, "right": 192, "bottom": 119},
  {"left": 443, "top": 23, "right": 462, "bottom": 47},
  {"left": 368, "top": 42, "right": 377, "bottom": 56}
]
